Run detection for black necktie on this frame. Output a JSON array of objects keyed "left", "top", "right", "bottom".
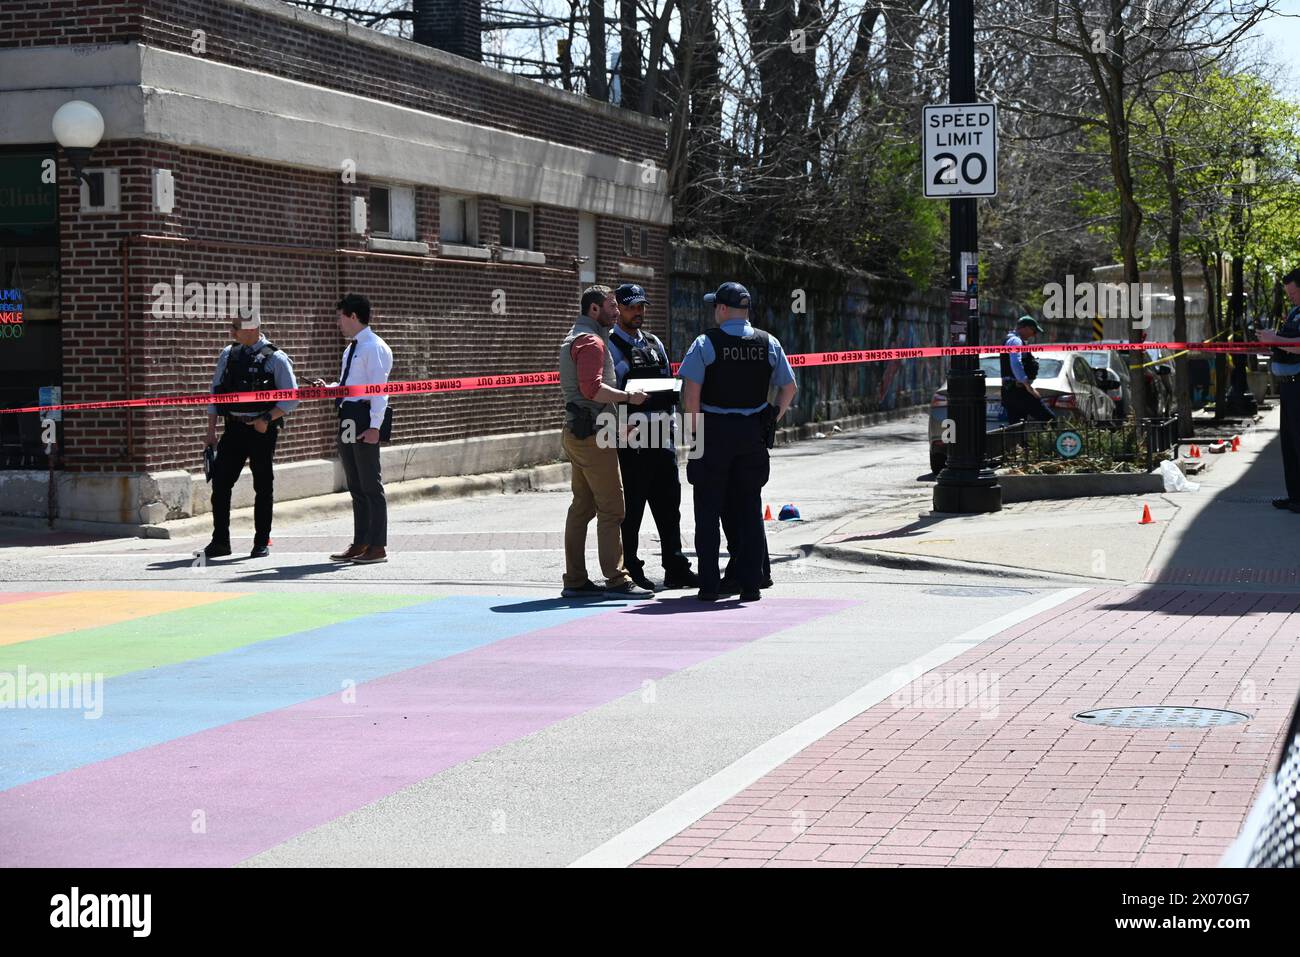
[{"left": 335, "top": 341, "right": 357, "bottom": 410}]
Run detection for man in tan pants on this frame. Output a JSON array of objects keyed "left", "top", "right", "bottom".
[{"left": 558, "top": 286, "right": 654, "bottom": 599}]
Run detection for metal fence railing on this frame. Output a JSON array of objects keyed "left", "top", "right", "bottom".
[{"left": 986, "top": 417, "right": 1178, "bottom": 471}]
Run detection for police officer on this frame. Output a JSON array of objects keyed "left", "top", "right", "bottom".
[
  {"left": 1001, "top": 316, "right": 1053, "bottom": 426},
  {"left": 680, "top": 282, "right": 796, "bottom": 602},
  {"left": 607, "top": 283, "right": 698, "bottom": 591},
  {"left": 202, "top": 312, "right": 299, "bottom": 559},
  {"left": 1257, "top": 267, "right": 1300, "bottom": 512}
]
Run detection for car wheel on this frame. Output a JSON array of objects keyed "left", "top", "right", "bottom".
[{"left": 930, "top": 448, "right": 947, "bottom": 476}]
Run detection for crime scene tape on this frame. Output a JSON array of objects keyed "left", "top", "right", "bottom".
[{"left": 0, "top": 339, "right": 1273, "bottom": 416}]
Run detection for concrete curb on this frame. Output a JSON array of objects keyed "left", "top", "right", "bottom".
[
  {"left": 996, "top": 471, "right": 1166, "bottom": 503},
  {"left": 7, "top": 403, "right": 931, "bottom": 540},
  {"left": 145, "top": 461, "right": 573, "bottom": 540},
  {"left": 805, "top": 541, "right": 1110, "bottom": 584}
]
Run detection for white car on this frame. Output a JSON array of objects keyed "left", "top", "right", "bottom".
[{"left": 928, "top": 353, "right": 1115, "bottom": 474}]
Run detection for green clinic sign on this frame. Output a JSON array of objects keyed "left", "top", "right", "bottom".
[{"left": 0, "top": 155, "right": 57, "bottom": 229}]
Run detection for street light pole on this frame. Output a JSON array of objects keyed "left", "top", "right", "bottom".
[{"left": 933, "top": 0, "right": 1001, "bottom": 514}]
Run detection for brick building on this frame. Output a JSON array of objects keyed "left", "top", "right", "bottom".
[{"left": 0, "top": 0, "right": 670, "bottom": 527}]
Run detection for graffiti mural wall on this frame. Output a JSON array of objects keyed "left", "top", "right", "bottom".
[{"left": 668, "top": 242, "right": 1090, "bottom": 424}]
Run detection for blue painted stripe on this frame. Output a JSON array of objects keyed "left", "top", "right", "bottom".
[{"left": 0, "top": 596, "right": 615, "bottom": 791}]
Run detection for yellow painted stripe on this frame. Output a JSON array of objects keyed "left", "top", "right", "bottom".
[{"left": 0, "top": 591, "right": 244, "bottom": 647}]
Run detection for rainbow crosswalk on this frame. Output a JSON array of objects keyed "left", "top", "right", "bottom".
[{"left": 0, "top": 589, "right": 854, "bottom": 867}]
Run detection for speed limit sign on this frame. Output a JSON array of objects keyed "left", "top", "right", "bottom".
[{"left": 923, "top": 103, "right": 998, "bottom": 198}]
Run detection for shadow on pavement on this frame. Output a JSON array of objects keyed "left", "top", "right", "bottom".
[
  {"left": 1099, "top": 423, "right": 1300, "bottom": 613},
  {"left": 233, "top": 562, "right": 360, "bottom": 581}
]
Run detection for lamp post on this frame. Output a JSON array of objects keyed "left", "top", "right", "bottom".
[
  {"left": 932, "top": 0, "right": 1001, "bottom": 514},
  {"left": 52, "top": 100, "right": 105, "bottom": 205},
  {"left": 1225, "top": 135, "right": 1259, "bottom": 418}
]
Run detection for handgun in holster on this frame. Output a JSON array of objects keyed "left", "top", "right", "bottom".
[
  {"left": 565, "top": 402, "right": 599, "bottom": 439},
  {"left": 762, "top": 406, "right": 778, "bottom": 450}
]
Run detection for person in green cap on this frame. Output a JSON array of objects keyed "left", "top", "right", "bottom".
[{"left": 1000, "top": 316, "right": 1053, "bottom": 426}]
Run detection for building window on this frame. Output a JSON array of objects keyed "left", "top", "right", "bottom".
[
  {"left": 623, "top": 225, "right": 649, "bottom": 258},
  {"left": 499, "top": 205, "right": 532, "bottom": 250},
  {"left": 369, "top": 185, "right": 416, "bottom": 241},
  {"left": 439, "top": 194, "right": 478, "bottom": 245}
]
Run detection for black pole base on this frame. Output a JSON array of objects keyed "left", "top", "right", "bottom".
[{"left": 932, "top": 476, "right": 1002, "bottom": 514}]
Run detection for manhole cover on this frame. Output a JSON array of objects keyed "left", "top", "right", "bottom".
[
  {"left": 924, "top": 586, "right": 1035, "bottom": 598},
  {"left": 1074, "top": 706, "right": 1251, "bottom": 729}
]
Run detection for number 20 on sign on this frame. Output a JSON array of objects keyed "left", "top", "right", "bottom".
[{"left": 922, "top": 103, "right": 998, "bottom": 199}]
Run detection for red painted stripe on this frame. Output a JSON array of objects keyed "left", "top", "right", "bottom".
[{"left": 0, "top": 592, "right": 64, "bottom": 606}]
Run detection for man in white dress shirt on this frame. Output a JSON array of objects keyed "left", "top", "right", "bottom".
[{"left": 310, "top": 293, "right": 393, "bottom": 564}]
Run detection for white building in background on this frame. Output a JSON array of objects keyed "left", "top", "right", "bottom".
[{"left": 1091, "top": 263, "right": 1219, "bottom": 345}]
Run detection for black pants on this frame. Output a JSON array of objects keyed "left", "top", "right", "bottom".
[
  {"left": 338, "top": 428, "right": 387, "bottom": 547},
  {"left": 1280, "top": 378, "right": 1300, "bottom": 500},
  {"left": 618, "top": 446, "right": 691, "bottom": 576},
  {"left": 1003, "top": 385, "right": 1054, "bottom": 425},
  {"left": 687, "top": 413, "right": 770, "bottom": 591},
  {"left": 211, "top": 417, "right": 279, "bottom": 546},
  {"left": 723, "top": 508, "right": 770, "bottom": 584}
]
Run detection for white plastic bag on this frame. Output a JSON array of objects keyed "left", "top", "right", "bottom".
[{"left": 1158, "top": 459, "right": 1199, "bottom": 493}]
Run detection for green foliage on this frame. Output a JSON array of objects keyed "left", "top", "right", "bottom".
[
  {"left": 850, "top": 141, "right": 944, "bottom": 289},
  {"left": 1078, "top": 67, "right": 1300, "bottom": 292}
]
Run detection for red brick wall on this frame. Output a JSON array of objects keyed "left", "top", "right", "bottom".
[
  {"left": 56, "top": 142, "right": 669, "bottom": 475},
  {"left": 0, "top": 0, "right": 141, "bottom": 46},
  {"left": 0, "top": 0, "right": 666, "bottom": 164}
]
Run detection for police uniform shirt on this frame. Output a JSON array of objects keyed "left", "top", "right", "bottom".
[
  {"left": 1002, "top": 332, "right": 1032, "bottom": 383},
  {"left": 207, "top": 336, "right": 300, "bottom": 419},
  {"left": 678, "top": 318, "right": 796, "bottom": 414},
  {"left": 609, "top": 325, "right": 671, "bottom": 388},
  {"left": 1271, "top": 305, "right": 1300, "bottom": 376},
  {"left": 337, "top": 325, "right": 394, "bottom": 429}
]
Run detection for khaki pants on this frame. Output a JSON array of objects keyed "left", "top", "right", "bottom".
[{"left": 562, "top": 428, "right": 631, "bottom": 589}]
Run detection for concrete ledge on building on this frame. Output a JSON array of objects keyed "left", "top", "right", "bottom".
[
  {"left": 366, "top": 237, "right": 430, "bottom": 255},
  {"left": 0, "top": 409, "right": 931, "bottom": 536},
  {"left": 0, "top": 429, "right": 566, "bottom": 532},
  {"left": 438, "top": 243, "right": 492, "bottom": 261},
  {"left": 500, "top": 249, "right": 546, "bottom": 266},
  {"left": 618, "top": 263, "right": 655, "bottom": 280}
]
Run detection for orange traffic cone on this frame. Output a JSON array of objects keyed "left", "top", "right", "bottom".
[
  {"left": 1231, "top": 435, "right": 1241, "bottom": 452},
  {"left": 764, "top": 505, "right": 773, "bottom": 521},
  {"left": 1139, "top": 504, "right": 1153, "bottom": 525},
  {"left": 1193, "top": 444, "right": 1201, "bottom": 458}
]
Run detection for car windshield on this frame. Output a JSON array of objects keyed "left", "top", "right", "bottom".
[
  {"left": 1080, "top": 353, "right": 1109, "bottom": 368},
  {"left": 981, "top": 357, "right": 1063, "bottom": 378}
]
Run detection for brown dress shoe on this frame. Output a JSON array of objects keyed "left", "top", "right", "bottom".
[
  {"left": 330, "top": 544, "right": 366, "bottom": 561},
  {"left": 350, "top": 546, "right": 388, "bottom": 564}
]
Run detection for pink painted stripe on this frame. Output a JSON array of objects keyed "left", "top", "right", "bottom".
[
  {"left": 0, "top": 592, "right": 64, "bottom": 606},
  {"left": 0, "top": 599, "right": 853, "bottom": 867}
]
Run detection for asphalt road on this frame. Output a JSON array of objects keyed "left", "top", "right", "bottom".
[{"left": 0, "top": 411, "right": 1072, "bottom": 867}]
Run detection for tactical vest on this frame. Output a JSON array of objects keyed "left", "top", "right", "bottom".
[
  {"left": 1270, "top": 307, "right": 1300, "bottom": 369},
  {"left": 700, "top": 326, "right": 773, "bottom": 410},
  {"left": 1000, "top": 333, "right": 1039, "bottom": 384},
  {"left": 559, "top": 315, "right": 616, "bottom": 431},
  {"left": 608, "top": 330, "right": 676, "bottom": 413},
  {"left": 216, "top": 341, "right": 280, "bottom": 413}
]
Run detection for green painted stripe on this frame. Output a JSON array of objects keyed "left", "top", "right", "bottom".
[{"left": 0, "top": 593, "right": 435, "bottom": 688}]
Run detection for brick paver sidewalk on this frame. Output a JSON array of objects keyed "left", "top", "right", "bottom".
[{"left": 636, "top": 588, "right": 1300, "bottom": 867}]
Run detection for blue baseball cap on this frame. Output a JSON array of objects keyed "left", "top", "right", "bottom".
[
  {"left": 615, "top": 283, "right": 649, "bottom": 306},
  {"left": 778, "top": 504, "right": 801, "bottom": 521},
  {"left": 703, "top": 282, "right": 752, "bottom": 310}
]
